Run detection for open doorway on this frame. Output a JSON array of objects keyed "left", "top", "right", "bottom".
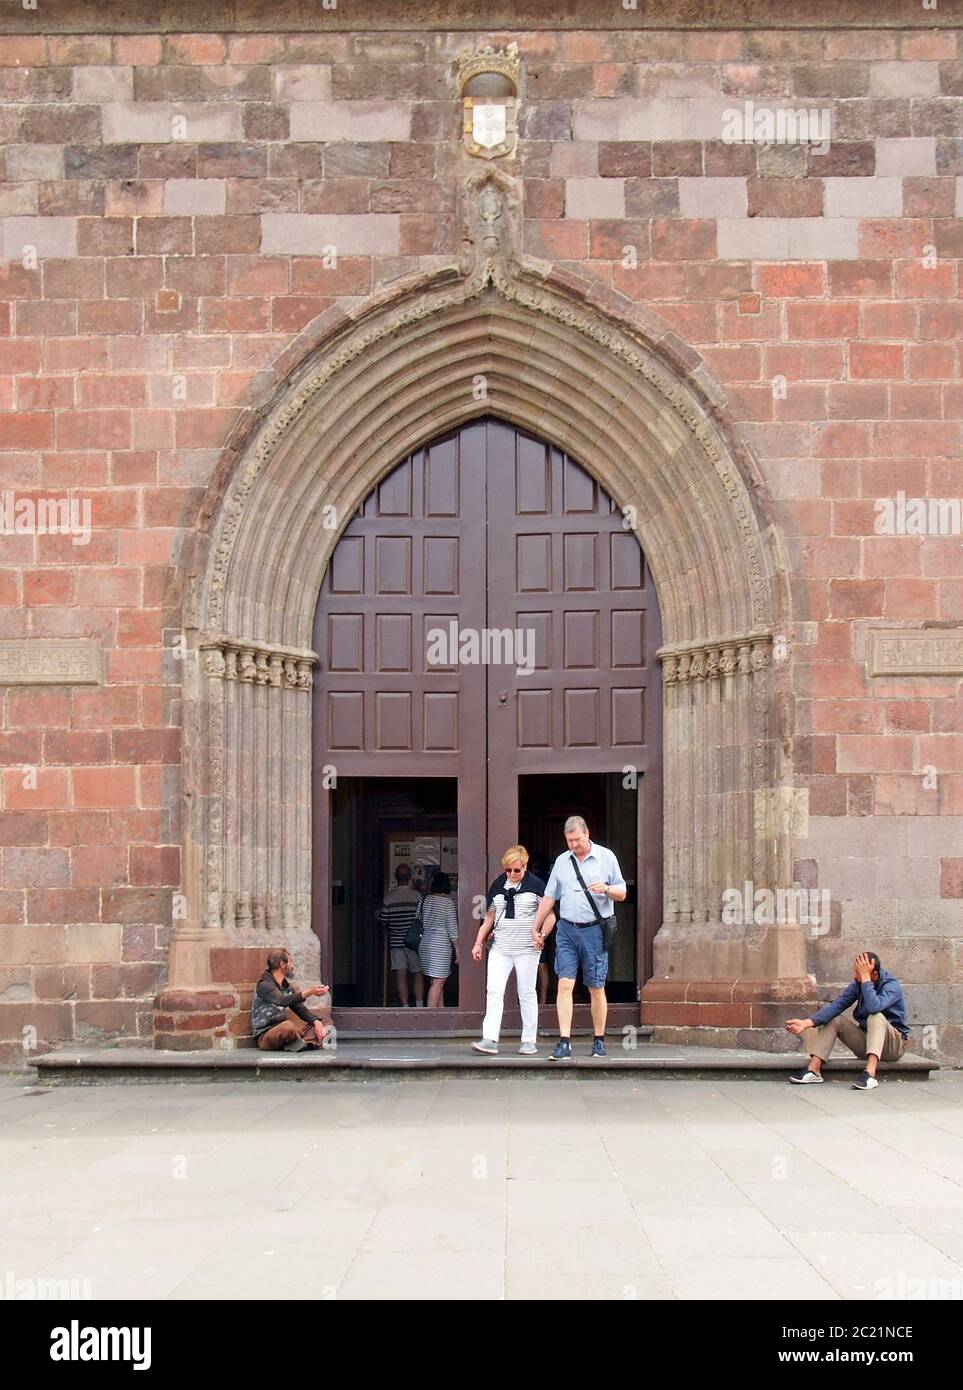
[
  {"left": 518, "top": 772, "right": 640, "bottom": 1005},
  {"left": 330, "top": 778, "right": 458, "bottom": 1008}
]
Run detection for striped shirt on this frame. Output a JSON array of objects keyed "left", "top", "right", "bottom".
[
  {"left": 418, "top": 894, "right": 459, "bottom": 978},
  {"left": 486, "top": 872, "right": 545, "bottom": 952},
  {"left": 378, "top": 885, "right": 422, "bottom": 947}
]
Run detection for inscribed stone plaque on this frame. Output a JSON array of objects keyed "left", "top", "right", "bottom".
[
  {"left": 0, "top": 639, "right": 102, "bottom": 685},
  {"left": 869, "top": 629, "right": 963, "bottom": 677}
]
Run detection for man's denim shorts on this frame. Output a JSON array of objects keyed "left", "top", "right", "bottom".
[{"left": 554, "top": 918, "right": 608, "bottom": 988}]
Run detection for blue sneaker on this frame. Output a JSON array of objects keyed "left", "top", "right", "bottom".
[
  {"left": 549, "top": 1039, "right": 573, "bottom": 1061},
  {"left": 591, "top": 1037, "right": 608, "bottom": 1058}
]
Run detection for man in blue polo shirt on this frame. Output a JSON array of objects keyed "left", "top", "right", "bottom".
[{"left": 532, "top": 815, "right": 626, "bottom": 1060}]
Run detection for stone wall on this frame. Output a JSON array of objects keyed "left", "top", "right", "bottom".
[{"left": 0, "top": 2, "right": 961, "bottom": 1065}]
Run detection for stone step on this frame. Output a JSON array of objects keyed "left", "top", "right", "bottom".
[{"left": 32, "top": 1042, "right": 937, "bottom": 1085}]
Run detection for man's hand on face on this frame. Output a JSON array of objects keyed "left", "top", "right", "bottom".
[{"left": 854, "top": 953, "right": 874, "bottom": 984}]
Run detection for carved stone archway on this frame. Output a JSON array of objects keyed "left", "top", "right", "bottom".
[{"left": 167, "top": 171, "right": 807, "bottom": 1046}]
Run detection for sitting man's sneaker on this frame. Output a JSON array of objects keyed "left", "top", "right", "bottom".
[
  {"left": 591, "top": 1037, "right": 608, "bottom": 1059},
  {"left": 471, "top": 1039, "right": 499, "bottom": 1055},
  {"left": 549, "top": 1039, "right": 573, "bottom": 1061},
  {"left": 518, "top": 1041, "right": 538, "bottom": 1055},
  {"left": 283, "top": 1036, "right": 309, "bottom": 1053},
  {"left": 789, "top": 1068, "right": 823, "bottom": 1084},
  {"left": 852, "top": 1071, "right": 879, "bottom": 1090}
]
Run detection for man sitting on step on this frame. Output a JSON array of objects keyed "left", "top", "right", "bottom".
[
  {"left": 785, "top": 951, "right": 910, "bottom": 1091},
  {"left": 252, "top": 947, "right": 332, "bottom": 1052}
]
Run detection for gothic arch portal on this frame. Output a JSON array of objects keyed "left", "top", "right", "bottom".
[{"left": 176, "top": 171, "right": 803, "bottom": 1008}]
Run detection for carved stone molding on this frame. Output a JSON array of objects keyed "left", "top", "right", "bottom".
[
  {"left": 200, "top": 636, "right": 317, "bottom": 691},
  {"left": 197, "top": 167, "right": 775, "bottom": 641},
  {"left": 660, "top": 633, "right": 773, "bottom": 684},
  {"left": 177, "top": 168, "right": 791, "bottom": 999}
]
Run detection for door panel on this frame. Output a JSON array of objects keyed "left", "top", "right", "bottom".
[{"left": 313, "top": 417, "right": 662, "bottom": 1025}]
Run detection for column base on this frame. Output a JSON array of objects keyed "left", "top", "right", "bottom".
[{"left": 640, "top": 976, "right": 820, "bottom": 1052}]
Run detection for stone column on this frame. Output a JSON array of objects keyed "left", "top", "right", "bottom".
[
  {"left": 643, "top": 630, "right": 812, "bottom": 1047},
  {"left": 161, "top": 635, "right": 320, "bottom": 1048}
]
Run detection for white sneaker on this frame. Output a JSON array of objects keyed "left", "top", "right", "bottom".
[
  {"left": 852, "top": 1071, "right": 879, "bottom": 1090},
  {"left": 789, "top": 1068, "right": 824, "bottom": 1084},
  {"left": 518, "top": 1042, "right": 538, "bottom": 1055},
  {"left": 471, "top": 1039, "right": 498, "bottom": 1055}
]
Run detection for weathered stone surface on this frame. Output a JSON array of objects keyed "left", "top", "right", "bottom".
[{"left": 0, "top": 3, "right": 960, "bottom": 1067}]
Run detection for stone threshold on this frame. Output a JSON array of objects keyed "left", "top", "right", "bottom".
[{"left": 29, "top": 1042, "right": 937, "bottom": 1084}]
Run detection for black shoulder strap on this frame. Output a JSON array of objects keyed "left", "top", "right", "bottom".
[{"left": 570, "top": 853, "right": 604, "bottom": 925}]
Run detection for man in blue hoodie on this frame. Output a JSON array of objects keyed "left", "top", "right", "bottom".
[{"left": 785, "top": 952, "right": 910, "bottom": 1091}]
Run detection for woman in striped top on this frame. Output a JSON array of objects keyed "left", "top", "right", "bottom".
[
  {"left": 418, "top": 873, "right": 459, "bottom": 1008},
  {"left": 470, "top": 845, "right": 553, "bottom": 1056}
]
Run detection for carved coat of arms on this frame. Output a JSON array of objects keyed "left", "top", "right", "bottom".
[{"left": 458, "top": 44, "right": 520, "bottom": 161}]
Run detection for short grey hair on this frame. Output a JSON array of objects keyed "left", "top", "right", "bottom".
[{"left": 563, "top": 815, "right": 588, "bottom": 834}]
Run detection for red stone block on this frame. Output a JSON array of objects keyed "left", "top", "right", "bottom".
[
  {"left": 3, "top": 769, "right": 69, "bottom": 810},
  {"left": 640, "top": 1002, "right": 700, "bottom": 1026},
  {"left": 857, "top": 303, "right": 913, "bottom": 342},
  {"left": 829, "top": 578, "right": 884, "bottom": 618},
  {"left": 650, "top": 218, "right": 715, "bottom": 260},
  {"left": 156, "top": 988, "right": 238, "bottom": 1012},
  {"left": 0, "top": 412, "right": 54, "bottom": 448},
  {"left": 850, "top": 339, "right": 900, "bottom": 378},
  {"left": 699, "top": 1004, "right": 751, "bottom": 1027},
  {"left": 837, "top": 734, "right": 915, "bottom": 773},
  {"left": 940, "top": 860, "right": 963, "bottom": 899},
  {"left": 72, "top": 766, "right": 138, "bottom": 809},
  {"left": 787, "top": 302, "right": 860, "bottom": 340}
]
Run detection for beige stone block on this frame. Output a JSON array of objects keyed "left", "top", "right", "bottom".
[
  {"left": 261, "top": 212, "right": 399, "bottom": 255},
  {"left": 786, "top": 218, "right": 859, "bottom": 259},
  {"left": 716, "top": 218, "right": 790, "bottom": 259},
  {"left": 163, "top": 179, "right": 227, "bottom": 216},
  {"left": 289, "top": 101, "right": 410, "bottom": 142},
  {"left": 565, "top": 177, "right": 625, "bottom": 219},
  {"left": 102, "top": 103, "right": 243, "bottom": 144},
  {"left": 875, "top": 138, "right": 936, "bottom": 177},
  {"left": 0, "top": 186, "right": 37, "bottom": 216},
  {"left": 1, "top": 215, "right": 77, "bottom": 260},
  {"left": 0, "top": 925, "right": 67, "bottom": 966},
  {"left": 73, "top": 66, "right": 133, "bottom": 103},
  {"left": 574, "top": 98, "right": 735, "bottom": 143},
  {"left": 272, "top": 66, "right": 333, "bottom": 101},
  {"left": 5, "top": 146, "right": 64, "bottom": 182},
  {"left": 679, "top": 177, "right": 747, "bottom": 218},
  {"left": 868, "top": 62, "right": 940, "bottom": 97},
  {"left": 65, "top": 925, "right": 123, "bottom": 964},
  {"left": 824, "top": 178, "right": 903, "bottom": 218}
]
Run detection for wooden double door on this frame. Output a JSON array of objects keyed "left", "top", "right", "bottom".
[{"left": 312, "top": 417, "right": 662, "bottom": 1030}]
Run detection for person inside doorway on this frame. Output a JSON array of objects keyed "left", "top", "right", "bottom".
[
  {"left": 419, "top": 871, "right": 459, "bottom": 1007},
  {"left": 785, "top": 952, "right": 910, "bottom": 1090},
  {"left": 378, "top": 863, "right": 425, "bottom": 1007},
  {"left": 251, "top": 948, "right": 331, "bottom": 1052},
  {"left": 532, "top": 816, "right": 626, "bottom": 1060},
  {"left": 471, "top": 846, "right": 550, "bottom": 1056}
]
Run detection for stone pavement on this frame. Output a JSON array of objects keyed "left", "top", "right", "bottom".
[{"left": 2, "top": 1071, "right": 962, "bottom": 1301}]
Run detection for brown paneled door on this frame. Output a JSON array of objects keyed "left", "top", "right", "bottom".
[{"left": 313, "top": 418, "right": 662, "bottom": 1031}]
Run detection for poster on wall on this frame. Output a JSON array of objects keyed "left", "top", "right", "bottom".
[{"left": 386, "top": 834, "right": 443, "bottom": 893}]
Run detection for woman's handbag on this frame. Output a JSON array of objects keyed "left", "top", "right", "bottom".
[{"left": 403, "top": 896, "right": 425, "bottom": 951}]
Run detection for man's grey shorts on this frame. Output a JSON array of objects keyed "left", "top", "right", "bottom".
[{"left": 390, "top": 946, "right": 422, "bottom": 972}]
